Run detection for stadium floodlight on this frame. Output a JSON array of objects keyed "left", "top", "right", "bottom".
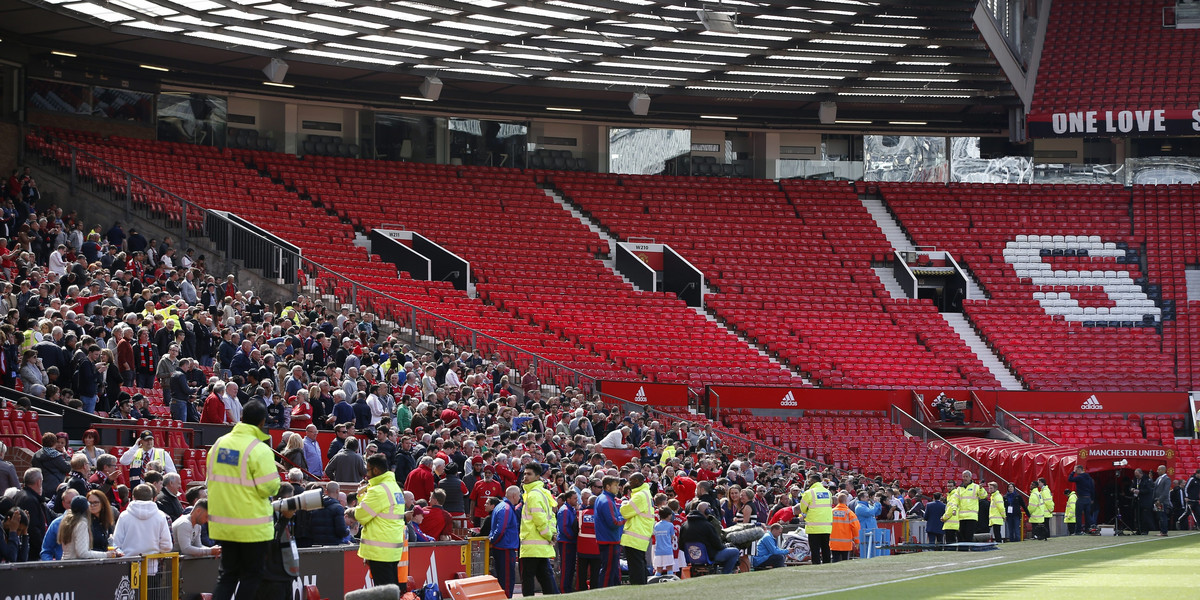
[
  {"left": 698, "top": 9, "right": 738, "bottom": 34},
  {"left": 419, "top": 76, "right": 443, "bottom": 101}
]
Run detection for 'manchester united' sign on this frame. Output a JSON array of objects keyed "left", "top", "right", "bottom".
[{"left": 1028, "top": 108, "right": 1200, "bottom": 138}]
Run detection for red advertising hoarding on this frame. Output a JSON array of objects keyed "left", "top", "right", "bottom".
[{"left": 598, "top": 381, "right": 689, "bottom": 407}]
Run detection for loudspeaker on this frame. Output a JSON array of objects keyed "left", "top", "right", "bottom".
[
  {"left": 419, "top": 76, "right": 443, "bottom": 101},
  {"left": 629, "top": 93, "right": 651, "bottom": 116},
  {"left": 262, "top": 58, "right": 288, "bottom": 84},
  {"left": 818, "top": 101, "right": 837, "bottom": 124}
]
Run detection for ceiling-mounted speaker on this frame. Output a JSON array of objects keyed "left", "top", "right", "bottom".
[
  {"left": 629, "top": 93, "right": 651, "bottom": 116},
  {"left": 818, "top": 101, "right": 837, "bottom": 125},
  {"left": 697, "top": 10, "right": 738, "bottom": 34},
  {"left": 262, "top": 58, "right": 289, "bottom": 84},
  {"left": 419, "top": 76, "right": 443, "bottom": 101}
]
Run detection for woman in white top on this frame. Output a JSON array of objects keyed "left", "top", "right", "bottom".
[{"left": 60, "top": 495, "right": 121, "bottom": 560}]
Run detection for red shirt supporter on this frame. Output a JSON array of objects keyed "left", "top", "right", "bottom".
[
  {"left": 471, "top": 473, "right": 503, "bottom": 518},
  {"left": 697, "top": 467, "right": 721, "bottom": 482},
  {"left": 199, "top": 392, "right": 227, "bottom": 424},
  {"left": 420, "top": 504, "right": 454, "bottom": 540},
  {"left": 440, "top": 408, "right": 460, "bottom": 427},
  {"left": 495, "top": 463, "right": 517, "bottom": 490},
  {"left": 767, "top": 506, "right": 796, "bottom": 526},
  {"left": 406, "top": 462, "right": 437, "bottom": 503},
  {"left": 672, "top": 475, "right": 697, "bottom": 507}
]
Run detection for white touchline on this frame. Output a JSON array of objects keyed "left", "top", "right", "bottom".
[
  {"left": 776, "top": 533, "right": 1197, "bottom": 600},
  {"left": 904, "top": 554, "right": 1001, "bottom": 572}
]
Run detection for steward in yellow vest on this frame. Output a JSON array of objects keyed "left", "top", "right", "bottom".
[
  {"left": 207, "top": 401, "right": 282, "bottom": 600},
  {"left": 354, "top": 453, "right": 407, "bottom": 589},
  {"left": 1063, "top": 490, "right": 1078, "bottom": 535},
  {"left": 519, "top": 463, "right": 559, "bottom": 594},
  {"left": 942, "top": 487, "right": 961, "bottom": 544},
  {"left": 619, "top": 473, "right": 654, "bottom": 585},
  {"left": 1028, "top": 482, "right": 1048, "bottom": 540},
  {"left": 799, "top": 474, "right": 833, "bottom": 564}
]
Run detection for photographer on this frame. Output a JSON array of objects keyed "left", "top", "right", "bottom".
[{"left": 1, "top": 496, "right": 30, "bottom": 563}]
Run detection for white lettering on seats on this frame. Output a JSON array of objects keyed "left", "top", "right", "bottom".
[{"left": 1002, "top": 236, "right": 1161, "bottom": 324}]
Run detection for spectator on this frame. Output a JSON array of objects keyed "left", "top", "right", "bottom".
[
  {"left": 0, "top": 442, "right": 19, "bottom": 495},
  {"left": 39, "top": 488, "right": 80, "bottom": 560},
  {"left": 113, "top": 484, "right": 172, "bottom": 574},
  {"left": 60, "top": 496, "right": 117, "bottom": 560},
  {"left": 295, "top": 482, "right": 348, "bottom": 547},
  {"left": 156, "top": 473, "right": 184, "bottom": 523},
  {"left": 678, "top": 502, "right": 739, "bottom": 575},
  {"left": 31, "top": 432, "right": 70, "bottom": 499},
  {"left": 302, "top": 425, "right": 323, "bottom": 476},
  {"left": 18, "top": 350, "right": 47, "bottom": 397},
  {"left": 282, "top": 433, "right": 308, "bottom": 476},
  {"left": 324, "top": 436, "right": 366, "bottom": 483},
  {"left": 86, "top": 490, "right": 116, "bottom": 555},
  {"left": 18, "top": 468, "right": 50, "bottom": 556},
  {"left": 200, "top": 382, "right": 228, "bottom": 424},
  {"left": 172, "top": 499, "right": 219, "bottom": 557},
  {"left": 89, "top": 454, "right": 122, "bottom": 511}
]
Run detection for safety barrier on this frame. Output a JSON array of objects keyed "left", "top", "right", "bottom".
[{"left": 131, "top": 552, "right": 180, "bottom": 600}]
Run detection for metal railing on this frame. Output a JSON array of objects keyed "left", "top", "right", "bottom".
[
  {"left": 994, "top": 406, "right": 1060, "bottom": 446},
  {"left": 27, "top": 131, "right": 601, "bottom": 395},
  {"left": 890, "top": 404, "right": 1027, "bottom": 498}
]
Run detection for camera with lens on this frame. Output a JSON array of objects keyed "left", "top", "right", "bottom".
[{"left": 271, "top": 489, "right": 323, "bottom": 513}]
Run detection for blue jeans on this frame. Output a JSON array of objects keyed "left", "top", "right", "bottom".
[
  {"left": 713, "top": 547, "right": 740, "bottom": 574},
  {"left": 171, "top": 399, "right": 188, "bottom": 422},
  {"left": 1006, "top": 515, "right": 1022, "bottom": 542},
  {"left": 1076, "top": 496, "right": 1095, "bottom": 530},
  {"left": 1159, "top": 509, "right": 1170, "bottom": 535},
  {"left": 81, "top": 395, "right": 98, "bottom": 414}
]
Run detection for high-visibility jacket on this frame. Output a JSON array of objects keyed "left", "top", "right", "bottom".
[
  {"left": 519, "top": 480, "right": 557, "bottom": 558},
  {"left": 989, "top": 491, "right": 1005, "bottom": 525},
  {"left": 206, "top": 422, "right": 281, "bottom": 542},
  {"left": 619, "top": 483, "right": 654, "bottom": 551},
  {"left": 955, "top": 482, "right": 987, "bottom": 521},
  {"left": 1041, "top": 487, "right": 1055, "bottom": 514},
  {"left": 355, "top": 471, "right": 406, "bottom": 562},
  {"left": 830, "top": 503, "right": 860, "bottom": 551},
  {"left": 659, "top": 445, "right": 676, "bottom": 467},
  {"left": 942, "top": 488, "right": 960, "bottom": 531},
  {"left": 799, "top": 482, "right": 833, "bottom": 534},
  {"left": 1028, "top": 489, "right": 1046, "bottom": 523},
  {"left": 1063, "top": 492, "right": 1077, "bottom": 524}
]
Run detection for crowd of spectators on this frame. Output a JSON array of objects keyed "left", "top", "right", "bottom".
[{"left": 0, "top": 191, "right": 942, "bottom": 587}]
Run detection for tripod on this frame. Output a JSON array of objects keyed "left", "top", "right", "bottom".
[{"left": 1109, "top": 470, "right": 1130, "bottom": 535}]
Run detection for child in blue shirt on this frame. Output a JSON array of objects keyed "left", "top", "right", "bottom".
[{"left": 651, "top": 507, "right": 677, "bottom": 576}]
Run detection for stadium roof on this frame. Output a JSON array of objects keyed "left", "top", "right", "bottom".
[{"left": 5, "top": 0, "right": 1020, "bottom": 129}]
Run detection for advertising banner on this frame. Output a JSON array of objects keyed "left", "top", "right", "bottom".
[
  {"left": 0, "top": 557, "right": 139, "bottom": 600},
  {"left": 598, "top": 381, "right": 689, "bottom": 407},
  {"left": 705, "top": 386, "right": 904, "bottom": 412},
  {"left": 994, "top": 391, "right": 1187, "bottom": 414},
  {"left": 1028, "top": 108, "right": 1200, "bottom": 138}
]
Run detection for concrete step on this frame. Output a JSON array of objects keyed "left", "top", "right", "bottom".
[
  {"left": 874, "top": 266, "right": 911, "bottom": 300},
  {"left": 940, "top": 313, "right": 1024, "bottom": 390},
  {"left": 697, "top": 307, "right": 812, "bottom": 386},
  {"left": 860, "top": 197, "right": 915, "bottom": 253}
]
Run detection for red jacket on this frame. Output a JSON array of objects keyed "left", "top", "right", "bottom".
[
  {"left": 406, "top": 464, "right": 437, "bottom": 503},
  {"left": 116, "top": 338, "right": 135, "bottom": 373},
  {"left": 199, "top": 393, "right": 227, "bottom": 424},
  {"left": 420, "top": 505, "right": 454, "bottom": 539}
]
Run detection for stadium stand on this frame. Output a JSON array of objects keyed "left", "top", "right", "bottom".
[
  {"left": 1031, "top": 0, "right": 1199, "bottom": 116},
  {"left": 878, "top": 183, "right": 1178, "bottom": 392}
]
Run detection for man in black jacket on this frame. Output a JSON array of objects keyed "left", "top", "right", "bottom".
[
  {"left": 1132, "top": 469, "right": 1156, "bottom": 535},
  {"left": 1185, "top": 470, "right": 1200, "bottom": 530},
  {"left": 156, "top": 473, "right": 185, "bottom": 523},
  {"left": 678, "top": 502, "right": 739, "bottom": 574},
  {"left": 295, "top": 482, "right": 349, "bottom": 547},
  {"left": 393, "top": 436, "right": 418, "bottom": 487},
  {"left": 30, "top": 432, "right": 69, "bottom": 499},
  {"left": 17, "top": 468, "right": 49, "bottom": 555}
]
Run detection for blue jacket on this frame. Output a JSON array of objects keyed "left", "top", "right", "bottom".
[
  {"left": 1068, "top": 471, "right": 1095, "bottom": 498},
  {"left": 593, "top": 491, "right": 625, "bottom": 543},
  {"left": 40, "top": 515, "right": 64, "bottom": 560},
  {"left": 854, "top": 500, "right": 881, "bottom": 530},
  {"left": 489, "top": 499, "right": 520, "bottom": 550},
  {"left": 751, "top": 533, "right": 789, "bottom": 567},
  {"left": 229, "top": 350, "right": 252, "bottom": 377},
  {"left": 924, "top": 501, "right": 946, "bottom": 534},
  {"left": 331, "top": 401, "right": 355, "bottom": 427},
  {"left": 557, "top": 504, "right": 578, "bottom": 543}
]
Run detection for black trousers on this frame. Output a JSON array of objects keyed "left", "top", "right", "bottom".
[
  {"left": 831, "top": 550, "right": 850, "bottom": 563},
  {"left": 577, "top": 554, "right": 601, "bottom": 591},
  {"left": 625, "top": 546, "right": 647, "bottom": 585},
  {"left": 1031, "top": 522, "right": 1048, "bottom": 540},
  {"left": 367, "top": 560, "right": 399, "bottom": 588},
  {"left": 1137, "top": 504, "right": 1156, "bottom": 534},
  {"left": 991, "top": 524, "right": 1003, "bottom": 541},
  {"left": 212, "top": 540, "right": 269, "bottom": 600},
  {"left": 958, "top": 519, "right": 976, "bottom": 550},
  {"left": 1067, "top": 522, "right": 1077, "bottom": 535},
  {"left": 944, "top": 530, "right": 958, "bottom": 545},
  {"left": 520, "top": 557, "right": 558, "bottom": 596},
  {"left": 808, "top": 533, "right": 831, "bottom": 565}
]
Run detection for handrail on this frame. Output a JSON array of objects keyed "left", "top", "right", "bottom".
[
  {"left": 994, "top": 406, "right": 1060, "bottom": 446},
  {"left": 597, "top": 391, "right": 849, "bottom": 477},
  {"left": 889, "top": 404, "right": 1028, "bottom": 499},
  {"left": 971, "top": 390, "right": 995, "bottom": 426},
  {"left": 29, "top": 131, "right": 600, "bottom": 395}
]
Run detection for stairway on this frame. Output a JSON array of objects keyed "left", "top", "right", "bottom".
[
  {"left": 698, "top": 307, "right": 812, "bottom": 386},
  {"left": 862, "top": 194, "right": 990, "bottom": 300},
  {"left": 544, "top": 188, "right": 615, "bottom": 256},
  {"left": 1187, "top": 268, "right": 1200, "bottom": 301},
  {"left": 874, "top": 266, "right": 912, "bottom": 300},
  {"left": 941, "top": 313, "right": 1024, "bottom": 390},
  {"left": 860, "top": 196, "right": 915, "bottom": 253}
]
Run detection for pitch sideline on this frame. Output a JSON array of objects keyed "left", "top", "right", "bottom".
[{"left": 775, "top": 532, "right": 1199, "bottom": 599}]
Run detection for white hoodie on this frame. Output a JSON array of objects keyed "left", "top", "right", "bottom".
[{"left": 113, "top": 500, "right": 172, "bottom": 574}]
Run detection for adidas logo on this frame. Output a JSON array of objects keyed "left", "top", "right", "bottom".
[
  {"left": 633, "top": 386, "right": 648, "bottom": 404},
  {"left": 1081, "top": 395, "right": 1104, "bottom": 410},
  {"left": 781, "top": 391, "right": 798, "bottom": 407}
]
